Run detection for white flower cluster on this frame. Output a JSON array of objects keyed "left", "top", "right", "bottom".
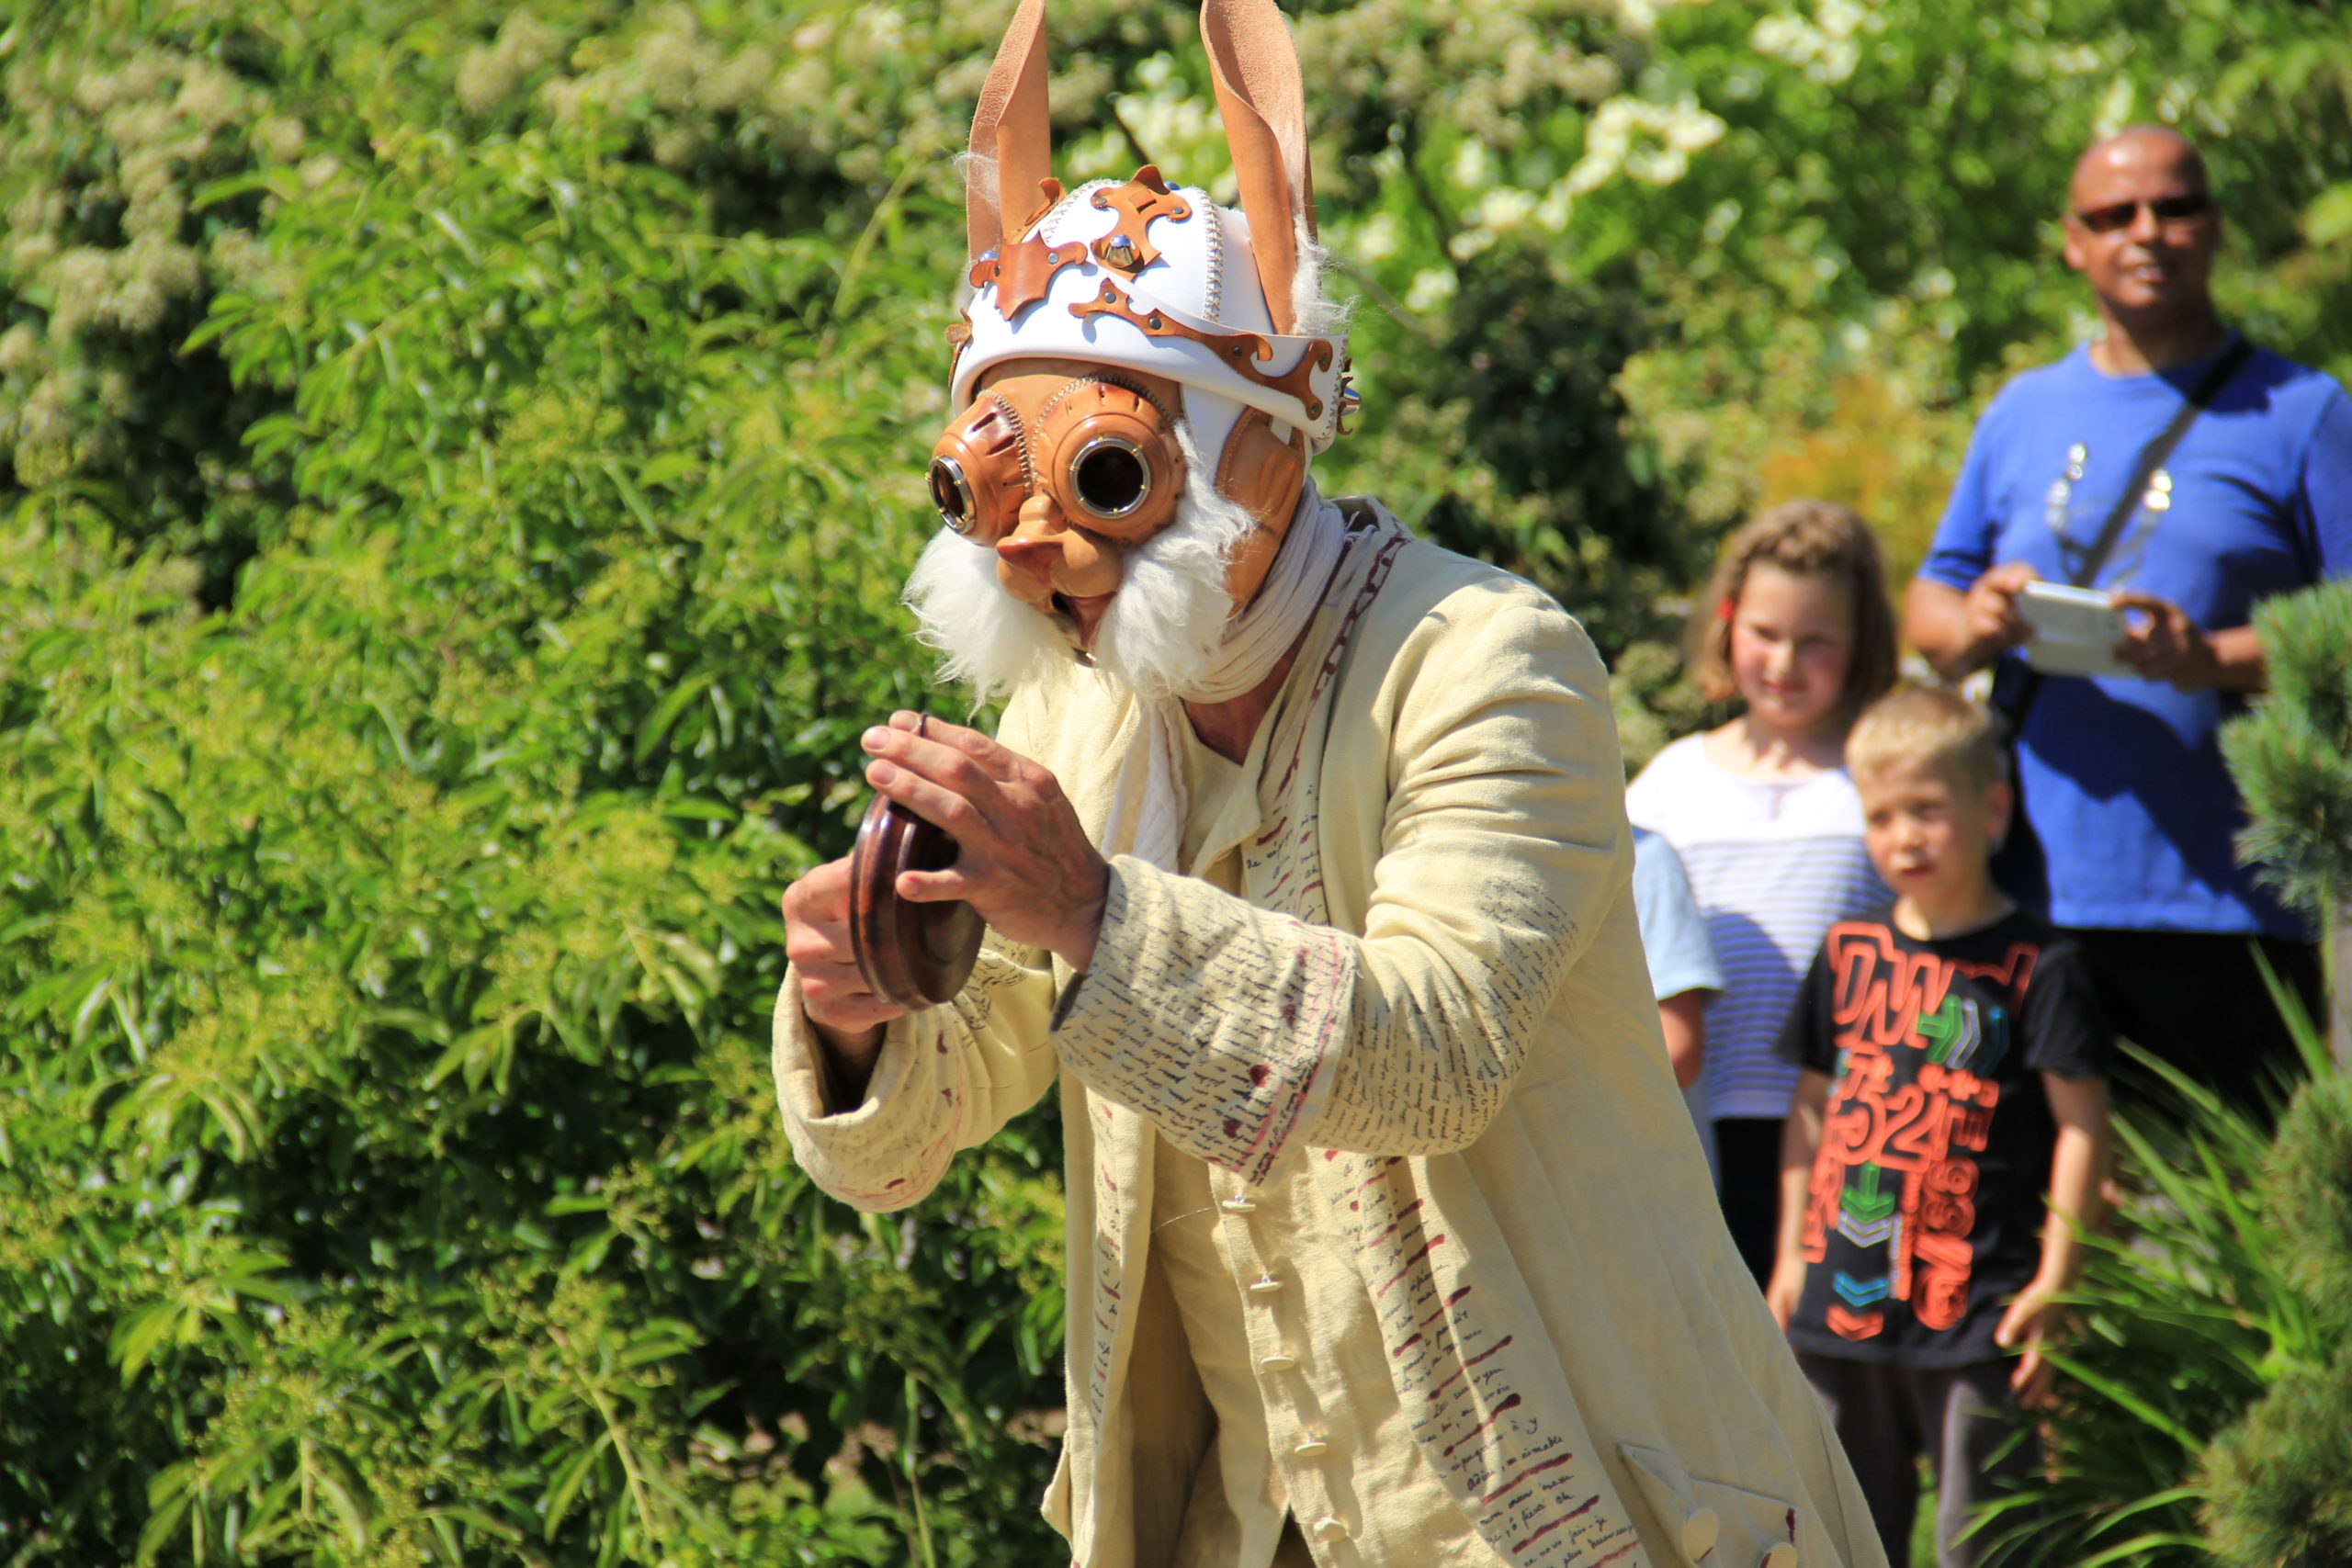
[
  {"left": 44, "top": 239, "right": 201, "bottom": 340},
  {"left": 2092, "top": 75, "right": 2136, "bottom": 141},
  {"left": 1613, "top": 0, "right": 1711, "bottom": 38},
  {"left": 0, "top": 44, "right": 266, "bottom": 487},
  {"left": 1566, "top": 95, "right": 1727, "bottom": 194},
  {"left": 1409, "top": 90, "right": 1725, "bottom": 271},
  {"left": 455, "top": 13, "right": 563, "bottom": 118},
  {"left": 1404, "top": 266, "right": 1458, "bottom": 313},
  {"left": 1748, "top": 0, "right": 1885, "bottom": 86},
  {"left": 1101, "top": 55, "right": 1238, "bottom": 202},
  {"left": 1298, "top": 0, "right": 1622, "bottom": 150}
]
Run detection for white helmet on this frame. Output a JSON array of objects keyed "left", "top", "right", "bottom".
[{"left": 947, "top": 0, "right": 1351, "bottom": 475}]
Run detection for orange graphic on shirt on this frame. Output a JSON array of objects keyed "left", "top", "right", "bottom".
[{"left": 1800, "top": 923, "right": 2038, "bottom": 1337}]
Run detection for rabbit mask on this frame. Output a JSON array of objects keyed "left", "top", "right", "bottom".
[{"left": 923, "top": 0, "right": 1352, "bottom": 656}]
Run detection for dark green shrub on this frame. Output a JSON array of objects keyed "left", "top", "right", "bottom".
[
  {"left": 1973, "top": 578, "right": 2352, "bottom": 1568},
  {"left": 2262, "top": 1070, "right": 2352, "bottom": 1308},
  {"left": 2200, "top": 1358, "right": 2352, "bottom": 1568},
  {"left": 2197, "top": 1068, "right": 2352, "bottom": 1565},
  {"left": 1, "top": 7, "right": 1074, "bottom": 1562},
  {"left": 2222, "top": 581, "right": 2352, "bottom": 922},
  {"left": 1968, "top": 1038, "right": 2335, "bottom": 1568}
]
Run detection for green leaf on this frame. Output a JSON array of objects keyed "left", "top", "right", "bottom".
[
  {"left": 2305, "top": 183, "right": 2352, "bottom": 247},
  {"left": 540, "top": 1441, "right": 602, "bottom": 1541},
  {"left": 108, "top": 1303, "right": 187, "bottom": 1383},
  {"left": 634, "top": 671, "right": 719, "bottom": 766}
]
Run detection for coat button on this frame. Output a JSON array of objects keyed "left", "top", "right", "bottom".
[
  {"left": 1313, "top": 1517, "right": 1349, "bottom": 1540},
  {"left": 1259, "top": 1351, "right": 1299, "bottom": 1371},
  {"left": 1219, "top": 1196, "right": 1258, "bottom": 1213},
  {"left": 1295, "top": 1438, "right": 1330, "bottom": 1458},
  {"left": 1760, "top": 1545, "right": 1798, "bottom": 1568},
  {"left": 1248, "top": 1274, "right": 1284, "bottom": 1294},
  {"left": 1682, "top": 1508, "right": 1719, "bottom": 1559}
]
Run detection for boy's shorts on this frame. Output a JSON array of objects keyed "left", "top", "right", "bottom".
[{"left": 1797, "top": 1352, "right": 2040, "bottom": 1568}]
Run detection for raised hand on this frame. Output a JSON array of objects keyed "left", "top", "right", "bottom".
[
  {"left": 1963, "top": 560, "right": 2040, "bottom": 662},
  {"left": 1994, "top": 1279, "right": 2068, "bottom": 1409},
  {"left": 2110, "top": 589, "right": 2221, "bottom": 691},
  {"left": 861, "top": 711, "right": 1110, "bottom": 971},
  {"left": 782, "top": 855, "right": 904, "bottom": 1057}
]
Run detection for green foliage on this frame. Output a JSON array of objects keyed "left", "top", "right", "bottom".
[
  {"left": 1606, "top": 0, "right": 2352, "bottom": 577},
  {"left": 1967, "top": 964, "right": 2352, "bottom": 1568},
  {"left": 1968, "top": 1032, "right": 2337, "bottom": 1568},
  {"left": 2200, "top": 1358, "right": 2352, "bottom": 1568},
  {"left": 2262, "top": 1071, "right": 2352, "bottom": 1310},
  {"left": 1991, "top": 568, "right": 2352, "bottom": 1568},
  {"left": 2196, "top": 1069, "right": 2352, "bottom": 1568},
  {"left": 1, "top": 6, "right": 1069, "bottom": 1562},
  {"left": 2222, "top": 580, "right": 2352, "bottom": 919},
  {"left": 2193, "top": 576, "right": 2352, "bottom": 1567}
]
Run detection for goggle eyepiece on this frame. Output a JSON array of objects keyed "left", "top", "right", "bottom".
[
  {"left": 1069, "top": 436, "right": 1151, "bottom": 519},
  {"left": 928, "top": 456, "right": 978, "bottom": 534}
]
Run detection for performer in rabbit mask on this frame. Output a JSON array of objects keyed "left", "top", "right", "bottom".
[{"left": 775, "top": 5, "right": 1887, "bottom": 1566}]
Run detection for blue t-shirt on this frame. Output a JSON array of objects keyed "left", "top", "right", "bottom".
[
  {"left": 1630, "top": 828, "right": 1724, "bottom": 1002},
  {"left": 1920, "top": 337, "right": 2352, "bottom": 937}
]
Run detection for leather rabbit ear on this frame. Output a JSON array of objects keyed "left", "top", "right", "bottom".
[
  {"left": 1200, "top": 0, "right": 1315, "bottom": 334},
  {"left": 967, "top": 0, "right": 1055, "bottom": 261}
]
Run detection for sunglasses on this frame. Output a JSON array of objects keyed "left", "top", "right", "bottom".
[{"left": 2073, "top": 193, "right": 2212, "bottom": 234}]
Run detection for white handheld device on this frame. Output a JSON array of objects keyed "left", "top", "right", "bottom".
[{"left": 2018, "top": 581, "right": 2133, "bottom": 679}]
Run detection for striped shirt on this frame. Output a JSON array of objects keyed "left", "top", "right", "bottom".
[{"left": 1625, "top": 734, "right": 1889, "bottom": 1120}]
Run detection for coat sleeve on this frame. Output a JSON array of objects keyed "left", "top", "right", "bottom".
[
  {"left": 772, "top": 941, "right": 1061, "bottom": 1212},
  {"left": 1047, "top": 583, "right": 1630, "bottom": 1179},
  {"left": 771, "top": 690, "right": 1064, "bottom": 1214}
]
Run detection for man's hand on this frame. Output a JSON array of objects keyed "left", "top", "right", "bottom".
[
  {"left": 862, "top": 711, "right": 1110, "bottom": 971},
  {"left": 1962, "top": 561, "right": 2040, "bottom": 663},
  {"left": 2111, "top": 591, "right": 2214, "bottom": 689},
  {"left": 782, "top": 855, "right": 902, "bottom": 1062},
  {"left": 1994, "top": 1279, "right": 2069, "bottom": 1409},
  {"left": 2107, "top": 593, "right": 2267, "bottom": 693},
  {"left": 1907, "top": 564, "right": 2040, "bottom": 681}
]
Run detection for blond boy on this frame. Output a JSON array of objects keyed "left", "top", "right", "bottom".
[{"left": 1766, "top": 687, "right": 2112, "bottom": 1568}]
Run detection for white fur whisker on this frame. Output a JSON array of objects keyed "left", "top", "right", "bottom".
[
  {"left": 903, "top": 527, "right": 1066, "bottom": 704},
  {"left": 1090, "top": 424, "right": 1260, "bottom": 702}
]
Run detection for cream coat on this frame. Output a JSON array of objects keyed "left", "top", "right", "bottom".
[{"left": 776, "top": 522, "right": 1885, "bottom": 1568}]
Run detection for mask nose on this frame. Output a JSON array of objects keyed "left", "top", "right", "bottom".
[
  {"left": 996, "top": 494, "right": 1069, "bottom": 588},
  {"left": 997, "top": 535, "right": 1061, "bottom": 588}
]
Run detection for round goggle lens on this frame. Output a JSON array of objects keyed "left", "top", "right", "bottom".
[
  {"left": 1070, "top": 438, "right": 1149, "bottom": 519},
  {"left": 928, "top": 457, "right": 976, "bottom": 534}
]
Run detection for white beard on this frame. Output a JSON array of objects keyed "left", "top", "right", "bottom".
[
  {"left": 903, "top": 425, "right": 1261, "bottom": 705},
  {"left": 901, "top": 525, "right": 1067, "bottom": 705}
]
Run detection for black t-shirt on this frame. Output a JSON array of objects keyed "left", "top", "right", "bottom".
[{"left": 1774, "top": 908, "right": 2110, "bottom": 1366}]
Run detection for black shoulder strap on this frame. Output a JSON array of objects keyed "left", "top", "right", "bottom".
[
  {"left": 2063, "top": 334, "right": 2255, "bottom": 589},
  {"left": 1997, "top": 334, "right": 2255, "bottom": 734}
]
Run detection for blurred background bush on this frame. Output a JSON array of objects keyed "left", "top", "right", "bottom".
[
  {"left": 1970, "top": 581, "right": 2352, "bottom": 1568},
  {"left": 0, "top": 1, "right": 2345, "bottom": 1563}
]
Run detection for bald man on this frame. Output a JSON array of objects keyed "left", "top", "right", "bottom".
[{"left": 1907, "top": 127, "right": 2350, "bottom": 1112}]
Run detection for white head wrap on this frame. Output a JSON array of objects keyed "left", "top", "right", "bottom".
[{"left": 1095, "top": 480, "right": 1350, "bottom": 871}]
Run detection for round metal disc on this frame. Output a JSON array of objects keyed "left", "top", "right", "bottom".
[{"left": 848, "top": 793, "right": 985, "bottom": 1010}]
